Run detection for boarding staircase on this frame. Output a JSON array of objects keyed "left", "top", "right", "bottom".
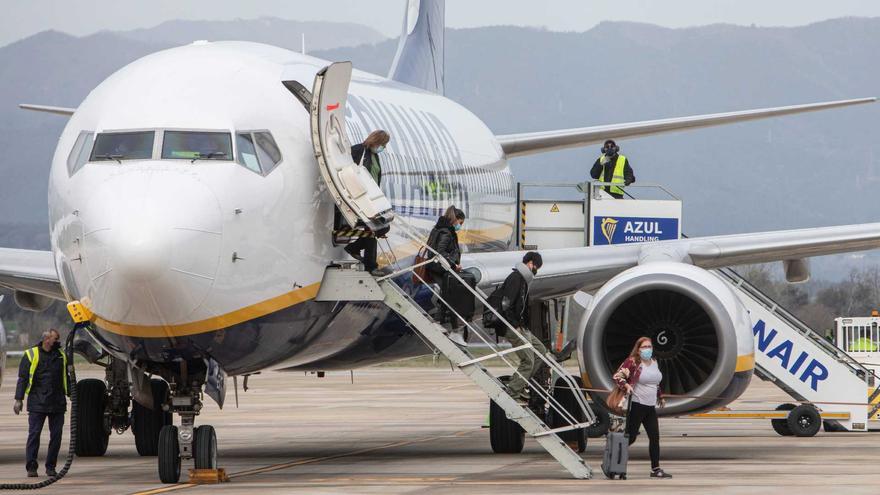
[
  {"left": 317, "top": 221, "right": 597, "bottom": 479},
  {"left": 714, "top": 266, "right": 880, "bottom": 429}
]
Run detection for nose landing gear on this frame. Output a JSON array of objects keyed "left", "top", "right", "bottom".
[{"left": 156, "top": 365, "right": 219, "bottom": 484}]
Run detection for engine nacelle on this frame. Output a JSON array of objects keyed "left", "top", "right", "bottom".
[{"left": 577, "top": 262, "right": 755, "bottom": 415}]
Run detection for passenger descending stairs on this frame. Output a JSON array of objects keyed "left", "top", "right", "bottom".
[{"left": 315, "top": 262, "right": 595, "bottom": 479}]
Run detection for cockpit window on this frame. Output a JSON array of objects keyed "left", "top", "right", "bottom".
[
  {"left": 235, "top": 133, "right": 261, "bottom": 173},
  {"left": 67, "top": 131, "right": 94, "bottom": 174},
  {"left": 235, "top": 131, "right": 282, "bottom": 175},
  {"left": 162, "top": 131, "right": 232, "bottom": 161},
  {"left": 91, "top": 131, "right": 154, "bottom": 162}
]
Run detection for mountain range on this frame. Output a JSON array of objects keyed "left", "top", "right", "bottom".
[{"left": 1, "top": 17, "right": 878, "bottom": 279}]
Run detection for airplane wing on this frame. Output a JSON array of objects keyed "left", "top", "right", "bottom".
[
  {"left": 496, "top": 97, "right": 876, "bottom": 158},
  {"left": 18, "top": 104, "right": 76, "bottom": 116},
  {"left": 462, "top": 222, "right": 880, "bottom": 298},
  {"left": 0, "top": 248, "right": 65, "bottom": 300}
]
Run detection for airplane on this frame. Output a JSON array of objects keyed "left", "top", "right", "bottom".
[{"left": 1, "top": 0, "right": 878, "bottom": 483}]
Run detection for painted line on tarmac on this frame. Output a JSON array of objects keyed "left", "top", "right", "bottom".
[{"left": 130, "top": 429, "right": 476, "bottom": 495}]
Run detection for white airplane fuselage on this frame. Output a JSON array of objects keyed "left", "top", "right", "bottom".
[{"left": 48, "top": 41, "right": 515, "bottom": 374}]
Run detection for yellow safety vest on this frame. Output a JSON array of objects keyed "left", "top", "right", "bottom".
[
  {"left": 24, "top": 346, "right": 68, "bottom": 396},
  {"left": 598, "top": 154, "right": 627, "bottom": 196}
]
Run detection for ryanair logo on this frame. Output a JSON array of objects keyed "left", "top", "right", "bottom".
[{"left": 600, "top": 217, "right": 619, "bottom": 244}]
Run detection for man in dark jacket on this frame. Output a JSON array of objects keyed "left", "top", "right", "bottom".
[
  {"left": 590, "top": 139, "right": 635, "bottom": 199},
  {"left": 499, "top": 252, "right": 547, "bottom": 401},
  {"left": 344, "top": 129, "right": 390, "bottom": 275},
  {"left": 14, "top": 329, "right": 69, "bottom": 478}
]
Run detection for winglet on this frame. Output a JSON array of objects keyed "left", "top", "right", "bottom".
[{"left": 19, "top": 104, "right": 76, "bottom": 116}]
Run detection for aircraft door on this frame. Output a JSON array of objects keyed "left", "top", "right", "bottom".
[{"left": 306, "top": 62, "right": 394, "bottom": 230}]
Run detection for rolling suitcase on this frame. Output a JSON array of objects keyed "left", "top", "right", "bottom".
[
  {"left": 441, "top": 270, "right": 477, "bottom": 325},
  {"left": 601, "top": 397, "right": 630, "bottom": 480}
]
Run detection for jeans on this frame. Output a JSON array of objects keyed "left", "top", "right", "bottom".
[
  {"left": 626, "top": 401, "right": 660, "bottom": 469},
  {"left": 26, "top": 411, "right": 65, "bottom": 471}
]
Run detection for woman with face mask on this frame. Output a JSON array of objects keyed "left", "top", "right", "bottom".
[
  {"left": 427, "top": 205, "right": 466, "bottom": 276},
  {"left": 425, "top": 205, "right": 468, "bottom": 344},
  {"left": 344, "top": 130, "right": 391, "bottom": 274},
  {"left": 613, "top": 336, "right": 672, "bottom": 479}
]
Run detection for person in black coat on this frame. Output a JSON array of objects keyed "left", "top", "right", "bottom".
[
  {"left": 497, "top": 252, "right": 548, "bottom": 401},
  {"left": 344, "top": 130, "right": 390, "bottom": 274},
  {"left": 14, "top": 329, "right": 69, "bottom": 477},
  {"left": 427, "top": 206, "right": 465, "bottom": 277}
]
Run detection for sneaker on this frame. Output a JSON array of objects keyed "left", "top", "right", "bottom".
[
  {"left": 46, "top": 468, "right": 57, "bottom": 477},
  {"left": 507, "top": 388, "right": 529, "bottom": 402},
  {"left": 650, "top": 468, "right": 672, "bottom": 478},
  {"left": 370, "top": 267, "right": 391, "bottom": 277},
  {"left": 27, "top": 470, "right": 38, "bottom": 478},
  {"left": 447, "top": 329, "right": 468, "bottom": 347}
]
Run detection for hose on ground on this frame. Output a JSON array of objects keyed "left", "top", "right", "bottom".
[{"left": 0, "top": 323, "right": 82, "bottom": 490}]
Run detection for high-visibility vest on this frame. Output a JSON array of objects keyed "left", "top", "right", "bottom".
[
  {"left": 598, "top": 154, "right": 627, "bottom": 195},
  {"left": 24, "top": 346, "right": 68, "bottom": 396}
]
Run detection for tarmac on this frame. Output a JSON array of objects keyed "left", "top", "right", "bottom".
[{"left": 2, "top": 365, "right": 880, "bottom": 494}]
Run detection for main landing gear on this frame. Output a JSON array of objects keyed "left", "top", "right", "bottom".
[{"left": 157, "top": 363, "right": 218, "bottom": 484}]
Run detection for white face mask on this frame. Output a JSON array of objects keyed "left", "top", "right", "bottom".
[{"left": 371, "top": 145, "right": 385, "bottom": 154}]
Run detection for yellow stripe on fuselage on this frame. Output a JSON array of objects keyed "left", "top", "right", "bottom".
[
  {"left": 90, "top": 225, "right": 511, "bottom": 339},
  {"left": 90, "top": 283, "right": 320, "bottom": 338}
]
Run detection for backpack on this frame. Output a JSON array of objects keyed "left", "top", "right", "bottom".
[{"left": 482, "top": 277, "right": 516, "bottom": 337}]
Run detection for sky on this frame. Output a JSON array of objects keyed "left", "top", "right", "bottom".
[{"left": 2, "top": 0, "right": 880, "bottom": 47}]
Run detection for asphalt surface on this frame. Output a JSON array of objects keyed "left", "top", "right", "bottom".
[{"left": 1, "top": 366, "right": 879, "bottom": 494}]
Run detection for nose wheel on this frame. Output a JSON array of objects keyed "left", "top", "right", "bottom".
[{"left": 156, "top": 374, "right": 220, "bottom": 483}]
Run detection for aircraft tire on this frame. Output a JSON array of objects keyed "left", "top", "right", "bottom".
[
  {"left": 771, "top": 403, "right": 796, "bottom": 436},
  {"left": 133, "top": 379, "right": 172, "bottom": 456},
  {"left": 75, "top": 378, "right": 109, "bottom": 457},
  {"left": 158, "top": 425, "right": 181, "bottom": 484},
  {"left": 548, "top": 376, "right": 588, "bottom": 452},
  {"left": 194, "top": 425, "right": 218, "bottom": 469},
  {"left": 787, "top": 404, "right": 821, "bottom": 437},
  {"left": 489, "top": 399, "right": 525, "bottom": 453},
  {"left": 586, "top": 403, "right": 611, "bottom": 438}
]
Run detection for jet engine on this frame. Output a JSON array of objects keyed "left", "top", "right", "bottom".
[{"left": 577, "top": 262, "right": 755, "bottom": 415}]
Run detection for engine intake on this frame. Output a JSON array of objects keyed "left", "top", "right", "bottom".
[{"left": 578, "top": 262, "right": 753, "bottom": 415}]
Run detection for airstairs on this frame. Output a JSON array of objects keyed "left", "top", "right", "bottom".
[
  {"left": 316, "top": 222, "right": 597, "bottom": 479},
  {"left": 519, "top": 180, "right": 880, "bottom": 432},
  {"left": 714, "top": 266, "right": 880, "bottom": 431}
]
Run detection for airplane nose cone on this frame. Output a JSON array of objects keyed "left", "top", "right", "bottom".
[
  {"left": 80, "top": 170, "right": 223, "bottom": 326},
  {"left": 112, "top": 218, "right": 172, "bottom": 283}
]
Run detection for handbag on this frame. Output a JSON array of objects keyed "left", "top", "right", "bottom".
[
  {"left": 412, "top": 246, "right": 434, "bottom": 285},
  {"left": 605, "top": 366, "right": 631, "bottom": 416},
  {"left": 605, "top": 387, "right": 627, "bottom": 416}
]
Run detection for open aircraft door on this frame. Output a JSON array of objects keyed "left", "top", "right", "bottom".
[{"left": 306, "top": 62, "right": 394, "bottom": 231}]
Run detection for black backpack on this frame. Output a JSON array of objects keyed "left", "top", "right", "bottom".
[{"left": 482, "top": 284, "right": 510, "bottom": 337}]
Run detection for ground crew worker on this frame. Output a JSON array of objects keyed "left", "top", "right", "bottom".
[
  {"left": 590, "top": 139, "right": 635, "bottom": 199},
  {"left": 499, "top": 251, "right": 548, "bottom": 401},
  {"left": 13, "top": 328, "right": 69, "bottom": 478},
  {"left": 344, "top": 129, "right": 391, "bottom": 275}
]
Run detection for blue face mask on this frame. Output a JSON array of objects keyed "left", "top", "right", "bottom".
[
  {"left": 454, "top": 223, "right": 462, "bottom": 231},
  {"left": 372, "top": 145, "right": 385, "bottom": 154},
  {"left": 639, "top": 348, "right": 653, "bottom": 360}
]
